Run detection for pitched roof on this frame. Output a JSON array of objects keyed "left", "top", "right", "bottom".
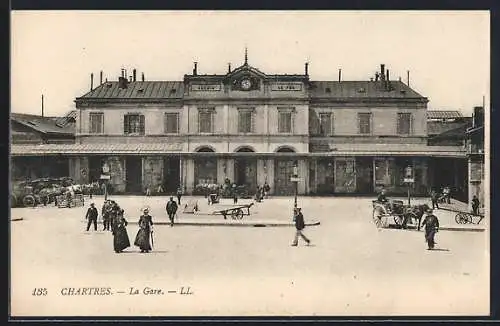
[
  {"left": 309, "top": 80, "right": 425, "bottom": 99},
  {"left": 10, "top": 113, "right": 75, "bottom": 135},
  {"left": 78, "top": 81, "right": 184, "bottom": 99},
  {"left": 427, "top": 120, "right": 471, "bottom": 137},
  {"left": 427, "top": 110, "right": 463, "bottom": 119}
]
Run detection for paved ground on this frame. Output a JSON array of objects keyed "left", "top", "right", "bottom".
[{"left": 10, "top": 196, "right": 489, "bottom": 317}]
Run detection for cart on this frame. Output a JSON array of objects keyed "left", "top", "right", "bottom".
[
  {"left": 213, "top": 203, "right": 254, "bottom": 220},
  {"left": 372, "top": 199, "right": 424, "bottom": 229},
  {"left": 454, "top": 210, "right": 484, "bottom": 225}
]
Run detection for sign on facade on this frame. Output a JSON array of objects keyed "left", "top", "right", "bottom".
[
  {"left": 271, "top": 82, "right": 302, "bottom": 91},
  {"left": 102, "top": 163, "right": 110, "bottom": 174},
  {"left": 100, "top": 175, "right": 111, "bottom": 180},
  {"left": 191, "top": 84, "right": 221, "bottom": 92},
  {"left": 290, "top": 177, "right": 301, "bottom": 182}
]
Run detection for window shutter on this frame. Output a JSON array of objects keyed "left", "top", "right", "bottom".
[
  {"left": 176, "top": 113, "right": 180, "bottom": 133},
  {"left": 139, "top": 114, "right": 145, "bottom": 135},
  {"left": 197, "top": 112, "right": 201, "bottom": 133},
  {"left": 396, "top": 113, "right": 401, "bottom": 134},
  {"left": 330, "top": 113, "right": 334, "bottom": 135},
  {"left": 357, "top": 113, "right": 361, "bottom": 134},
  {"left": 124, "top": 115, "right": 129, "bottom": 134},
  {"left": 410, "top": 113, "right": 414, "bottom": 135},
  {"left": 251, "top": 111, "right": 255, "bottom": 133}
]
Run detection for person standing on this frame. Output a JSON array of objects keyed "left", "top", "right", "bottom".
[
  {"left": 377, "top": 188, "right": 388, "bottom": 203},
  {"left": 134, "top": 208, "right": 154, "bottom": 253},
  {"left": 111, "top": 208, "right": 130, "bottom": 253},
  {"left": 443, "top": 186, "right": 451, "bottom": 204},
  {"left": 430, "top": 189, "right": 440, "bottom": 210},
  {"left": 166, "top": 197, "right": 178, "bottom": 227},
  {"left": 421, "top": 208, "right": 439, "bottom": 250},
  {"left": 472, "top": 195, "right": 480, "bottom": 215},
  {"left": 85, "top": 203, "right": 98, "bottom": 231},
  {"left": 102, "top": 200, "right": 111, "bottom": 231},
  {"left": 176, "top": 186, "right": 183, "bottom": 205},
  {"left": 291, "top": 208, "right": 311, "bottom": 246}
]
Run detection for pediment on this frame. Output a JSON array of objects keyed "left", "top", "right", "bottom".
[{"left": 225, "top": 63, "right": 267, "bottom": 80}]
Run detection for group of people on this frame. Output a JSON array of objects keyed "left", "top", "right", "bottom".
[{"left": 85, "top": 200, "right": 155, "bottom": 253}]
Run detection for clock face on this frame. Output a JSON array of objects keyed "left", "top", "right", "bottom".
[{"left": 241, "top": 79, "right": 252, "bottom": 90}]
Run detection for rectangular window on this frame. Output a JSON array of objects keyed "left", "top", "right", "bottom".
[
  {"left": 164, "top": 113, "right": 179, "bottom": 134},
  {"left": 238, "top": 109, "right": 254, "bottom": 133},
  {"left": 198, "top": 109, "right": 214, "bottom": 133},
  {"left": 124, "top": 114, "right": 145, "bottom": 135},
  {"left": 277, "top": 107, "right": 295, "bottom": 134},
  {"left": 319, "top": 113, "right": 333, "bottom": 135},
  {"left": 397, "top": 113, "right": 412, "bottom": 135},
  {"left": 358, "top": 113, "right": 372, "bottom": 135},
  {"left": 89, "top": 112, "right": 103, "bottom": 134}
]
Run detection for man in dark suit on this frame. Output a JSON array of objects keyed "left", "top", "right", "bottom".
[
  {"left": 166, "top": 197, "right": 178, "bottom": 227},
  {"left": 291, "top": 207, "right": 311, "bottom": 246},
  {"left": 85, "top": 203, "right": 99, "bottom": 231}
]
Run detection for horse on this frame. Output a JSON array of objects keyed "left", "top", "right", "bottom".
[{"left": 402, "top": 203, "right": 430, "bottom": 231}]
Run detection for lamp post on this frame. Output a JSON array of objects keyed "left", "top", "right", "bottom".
[
  {"left": 101, "top": 162, "right": 110, "bottom": 201},
  {"left": 293, "top": 161, "right": 299, "bottom": 209}
]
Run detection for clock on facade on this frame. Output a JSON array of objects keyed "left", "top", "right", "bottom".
[{"left": 240, "top": 79, "right": 252, "bottom": 90}]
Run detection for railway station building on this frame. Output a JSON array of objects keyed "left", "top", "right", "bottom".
[{"left": 11, "top": 56, "right": 468, "bottom": 197}]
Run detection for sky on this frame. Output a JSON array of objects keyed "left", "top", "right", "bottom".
[{"left": 11, "top": 11, "right": 489, "bottom": 117}]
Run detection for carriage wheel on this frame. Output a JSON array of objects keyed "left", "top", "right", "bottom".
[
  {"left": 464, "top": 214, "right": 473, "bottom": 224},
  {"left": 455, "top": 213, "right": 464, "bottom": 224},
  {"left": 393, "top": 215, "right": 403, "bottom": 227},
  {"left": 235, "top": 208, "right": 244, "bottom": 220},
  {"left": 22, "top": 195, "right": 36, "bottom": 208},
  {"left": 372, "top": 206, "right": 385, "bottom": 228}
]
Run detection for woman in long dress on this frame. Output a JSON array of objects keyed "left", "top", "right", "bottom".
[
  {"left": 111, "top": 207, "right": 130, "bottom": 253},
  {"left": 134, "top": 208, "right": 154, "bottom": 253}
]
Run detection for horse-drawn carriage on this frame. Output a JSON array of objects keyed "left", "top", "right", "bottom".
[{"left": 372, "top": 199, "right": 428, "bottom": 230}]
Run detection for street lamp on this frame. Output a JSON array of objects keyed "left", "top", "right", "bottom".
[{"left": 293, "top": 161, "right": 299, "bottom": 209}]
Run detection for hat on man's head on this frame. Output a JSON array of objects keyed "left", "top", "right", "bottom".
[
  {"left": 426, "top": 208, "right": 433, "bottom": 214},
  {"left": 90, "top": 203, "right": 95, "bottom": 206}
]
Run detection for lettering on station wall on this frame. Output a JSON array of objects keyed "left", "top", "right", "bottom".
[
  {"left": 271, "top": 82, "right": 303, "bottom": 91},
  {"left": 191, "top": 84, "right": 221, "bottom": 92}
]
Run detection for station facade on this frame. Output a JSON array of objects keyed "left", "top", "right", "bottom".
[{"left": 11, "top": 58, "right": 467, "bottom": 196}]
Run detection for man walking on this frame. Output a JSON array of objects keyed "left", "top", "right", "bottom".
[
  {"left": 291, "top": 207, "right": 311, "bottom": 246},
  {"left": 166, "top": 196, "right": 178, "bottom": 227},
  {"left": 176, "top": 186, "right": 183, "bottom": 205},
  {"left": 421, "top": 208, "right": 439, "bottom": 250},
  {"left": 85, "top": 203, "right": 99, "bottom": 232},
  {"left": 430, "top": 189, "right": 440, "bottom": 210}
]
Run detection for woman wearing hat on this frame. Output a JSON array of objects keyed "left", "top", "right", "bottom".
[
  {"left": 111, "top": 208, "right": 130, "bottom": 253},
  {"left": 421, "top": 208, "right": 439, "bottom": 250},
  {"left": 134, "top": 208, "right": 154, "bottom": 253}
]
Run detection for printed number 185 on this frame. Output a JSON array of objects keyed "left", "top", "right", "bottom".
[{"left": 32, "top": 288, "right": 47, "bottom": 296}]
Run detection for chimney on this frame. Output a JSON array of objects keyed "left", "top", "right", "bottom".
[
  {"left": 399, "top": 76, "right": 402, "bottom": 82},
  {"left": 228, "top": 63, "right": 231, "bottom": 73},
  {"left": 100, "top": 71, "right": 103, "bottom": 85},
  {"left": 305, "top": 62, "right": 309, "bottom": 76},
  {"left": 41, "top": 94, "right": 44, "bottom": 117},
  {"left": 193, "top": 62, "right": 198, "bottom": 76},
  {"left": 90, "top": 73, "right": 94, "bottom": 91},
  {"left": 338, "top": 69, "right": 342, "bottom": 82},
  {"left": 380, "top": 64, "right": 385, "bottom": 81},
  {"left": 375, "top": 72, "right": 379, "bottom": 82},
  {"left": 407, "top": 70, "right": 410, "bottom": 87},
  {"left": 473, "top": 106, "right": 484, "bottom": 128},
  {"left": 133, "top": 69, "right": 137, "bottom": 82},
  {"left": 142, "top": 72, "right": 145, "bottom": 82},
  {"left": 105, "top": 78, "right": 108, "bottom": 83},
  {"left": 386, "top": 69, "right": 389, "bottom": 82}
]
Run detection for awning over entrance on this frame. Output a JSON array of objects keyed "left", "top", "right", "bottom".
[
  {"left": 10, "top": 143, "right": 466, "bottom": 158},
  {"left": 11, "top": 143, "right": 184, "bottom": 156},
  {"left": 308, "top": 143, "right": 466, "bottom": 158}
]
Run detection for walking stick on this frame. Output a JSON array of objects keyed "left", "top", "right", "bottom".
[{"left": 150, "top": 230, "right": 154, "bottom": 250}]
